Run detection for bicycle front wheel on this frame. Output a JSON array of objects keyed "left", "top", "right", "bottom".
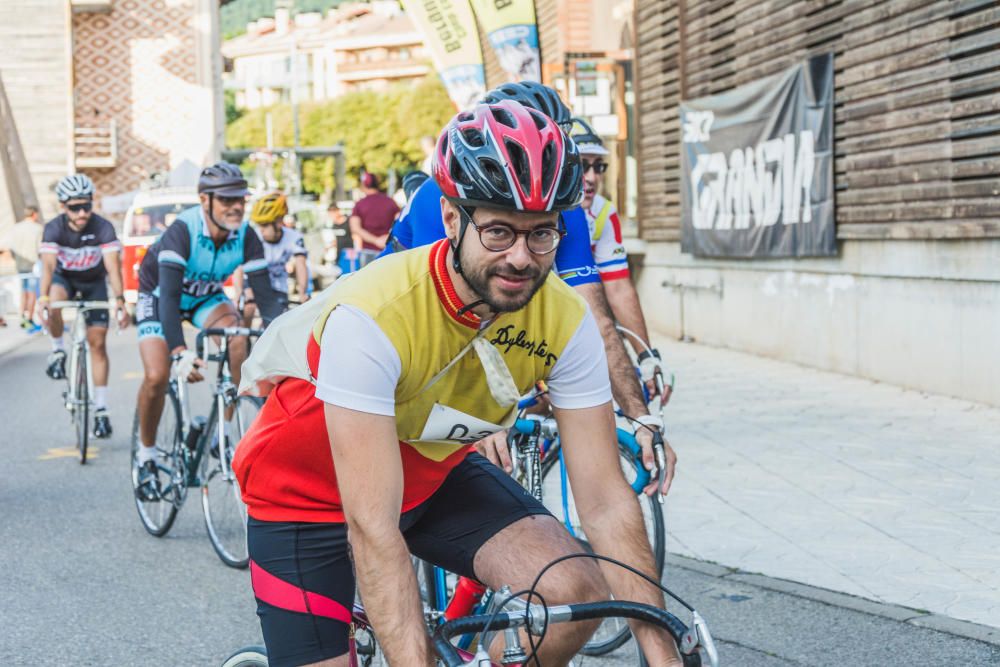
[
  {"left": 220, "top": 645, "right": 267, "bottom": 667},
  {"left": 131, "top": 388, "right": 182, "bottom": 536},
  {"left": 202, "top": 396, "right": 261, "bottom": 568},
  {"left": 540, "top": 442, "right": 666, "bottom": 656},
  {"left": 73, "top": 346, "right": 89, "bottom": 464}
]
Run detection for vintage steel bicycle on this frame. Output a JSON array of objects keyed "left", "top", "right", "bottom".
[
  {"left": 130, "top": 327, "right": 264, "bottom": 567},
  {"left": 49, "top": 299, "right": 114, "bottom": 464}
]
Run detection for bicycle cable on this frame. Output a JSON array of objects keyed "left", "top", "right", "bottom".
[
  {"left": 519, "top": 551, "right": 697, "bottom": 664},
  {"left": 477, "top": 587, "right": 547, "bottom": 666}
]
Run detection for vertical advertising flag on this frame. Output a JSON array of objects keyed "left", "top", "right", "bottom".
[
  {"left": 470, "top": 0, "right": 541, "bottom": 83},
  {"left": 401, "top": 0, "right": 487, "bottom": 109}
]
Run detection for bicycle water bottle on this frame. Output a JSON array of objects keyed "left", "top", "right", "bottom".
[
  {"left": 443, "top": 577, "right": 486, "bottom": 621},
  {"left": 185, "top": 416, "right": 208, "bottom": 451}
]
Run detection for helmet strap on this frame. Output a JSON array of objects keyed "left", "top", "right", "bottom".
[
  {"left": 450, "top": 204, "right": 475, "bottom": 275},
  {"left": 205, "top": 192, "right": 239, "bottom": 234},
  {"left": 451, "top": 204, "right": 487, "bottom": 317}
]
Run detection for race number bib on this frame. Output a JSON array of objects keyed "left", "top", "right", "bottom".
[{"left": 417, "top": 404, "right": 505, "bottom": 445}]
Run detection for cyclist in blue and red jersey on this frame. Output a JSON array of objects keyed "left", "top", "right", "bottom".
[
  {"left": 572, "top": 118, "right": 671, "bottom": 404},
  {"left": 381, "top": 82, "right": 667, "bottom": 454}
]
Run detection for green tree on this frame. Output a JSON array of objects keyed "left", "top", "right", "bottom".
[{"left": 225, "top": 76, "right": 455, "bottom": 194}]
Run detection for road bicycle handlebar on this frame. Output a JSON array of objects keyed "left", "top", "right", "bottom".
[
  {"left": 432, "top": 599, "right": 704, "bottom": 667},
  {"left": 48, "top": 300, "right": 113, "bottom": 312},
  {"left": 195, "top": 327, "right": 265, "bottom": 359}
]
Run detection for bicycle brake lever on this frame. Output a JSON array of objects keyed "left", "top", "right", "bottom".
[
  {"left": 652, "top": 431, "right": 667, "bottom": 506},
  {"left": 693, "top": 611, "right": 720, "bottom": 667}
]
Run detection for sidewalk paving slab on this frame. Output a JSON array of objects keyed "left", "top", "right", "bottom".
[{"left": 654, "top": 335, "right": 1000, "bottom": 631}]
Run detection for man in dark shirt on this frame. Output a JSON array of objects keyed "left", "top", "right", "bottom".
[
  {"left": 38, "top": 174, "right": 129, "bottom": 438},
  {"left": 348, "top": 172, "right": 399, "bottom": 252}
]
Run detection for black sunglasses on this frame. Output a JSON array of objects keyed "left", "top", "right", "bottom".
[
  {"left": 66, "top": 202, "right": 93, "bottom": 213},
  {"left": 582, "top": 160, "right": 608, "bottom": 174}
]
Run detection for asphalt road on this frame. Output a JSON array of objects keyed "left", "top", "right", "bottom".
[{"left": 2, "top": 332, "right": 997, "bottom": 666}]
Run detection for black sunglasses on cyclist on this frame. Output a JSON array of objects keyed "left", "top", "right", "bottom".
[
  {"left": 582, "top": 160, "right": 608, "bottom": 175},
  {"left": 66, "top": 202, "right": 93, "bottom": 213}
]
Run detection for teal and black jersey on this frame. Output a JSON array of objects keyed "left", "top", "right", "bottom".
[
  {"left": 139, "top": 205, "right": 267, "bottom": 310},
  {"left": 138, "top": 205, "right": 275, "bottom": 349}
]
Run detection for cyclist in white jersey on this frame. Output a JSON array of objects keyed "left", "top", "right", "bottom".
[
  {"left": 235, "top": 194, "right": 310, "bottom": 324},
  {"left": 574, "top": 120, "right": 671, "bottom": 403}
]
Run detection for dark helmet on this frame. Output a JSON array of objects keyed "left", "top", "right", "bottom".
[
  {"left": 198, "top": 161, "right": 250, "bottom": 197},
  {"left": 569, "top": 117, "right": 610, "bottom": 156},
  {"left": 479, "top": 81, "right": 572, "bottom": 132},
  {"left": 433, "top": 101, "right": 583, "bottom": 213},
  {"left": 401, "top": 170, "right": 430, "bottom": 201}
]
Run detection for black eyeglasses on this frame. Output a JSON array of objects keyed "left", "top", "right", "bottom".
[
  {"left": 66, "top": 202, "right": 93, "bottom": 213},
  {"left": 466, "top": 218, "right": 564, "bottom": 255},
  {"left": 214, "top": 195, "right": 246, "bottom": 207},
  {"left": 582, "top": 160, "right": 608, "bottom": 174}
]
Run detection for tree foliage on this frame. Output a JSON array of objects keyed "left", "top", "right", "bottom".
[{"left": 225, "top": 76, "right": 455, "bottom": 194}]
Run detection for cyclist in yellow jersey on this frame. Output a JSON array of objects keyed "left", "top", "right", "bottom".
[{"left": 234, "top": 101, "right": 681, "bottom": 666}]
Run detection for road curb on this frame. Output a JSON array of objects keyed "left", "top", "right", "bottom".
[{"left": 665, "top": 553, "right": 1000, "bottom": 647}]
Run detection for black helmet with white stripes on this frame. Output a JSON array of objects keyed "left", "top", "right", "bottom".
[
  {"left": 198, "top": 161, "right": 250, "bottom": 197},
  {"left": 56, "top": 174, "right": 95, "bottom": 202}
]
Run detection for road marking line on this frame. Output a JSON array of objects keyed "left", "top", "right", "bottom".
[{"left": 38, "top": 446, "right": 101, "bottom": 460}]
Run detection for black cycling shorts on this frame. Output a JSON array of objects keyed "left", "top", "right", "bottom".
[
  {"left": 51, "top": 273, "right": 108, "bottom": 327},
  {"left": 247, "top": 452, "right": 551, "bottom": 666}
]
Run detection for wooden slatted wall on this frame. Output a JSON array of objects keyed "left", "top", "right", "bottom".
[
  {"left": 635, "top": 0, "right": 683, "bottom": 240},
  {"left": 635, "top": 0, "right": 1000, "bottom": 241}
]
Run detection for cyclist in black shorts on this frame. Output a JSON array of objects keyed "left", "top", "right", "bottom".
[{"left": 38, "top": 174, "right": 129, "bottom": 438}]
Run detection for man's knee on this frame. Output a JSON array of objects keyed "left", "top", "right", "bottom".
[
  {"left": 142, "top": 364, "right": 170, "bottom": 392},
  {"left": 542, "top": 557, "right": 608, "bottom": 606}
]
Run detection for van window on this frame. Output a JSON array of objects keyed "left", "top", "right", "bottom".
[{"left": 126, "top": 203, "right": 189, "bottom": 239}]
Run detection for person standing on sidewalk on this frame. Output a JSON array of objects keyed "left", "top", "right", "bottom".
[
  {"left": 38, "top": 174, "right": 129, "bottom": 439},
  {"left": 9, "top": 206, "right": 44, "bottom": 332},
  {"left": 348, "top": 172, "right": 398, "bottom": 253}
]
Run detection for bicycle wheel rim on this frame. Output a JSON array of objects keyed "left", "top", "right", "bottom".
[
  {"left": 130, "top": 390, "right": 181, "bottom": 536},
  {"left": 75, "top": 349, "right": 89, "bottom": 464},
  {"left": 539, "top": 443, "right": 666, "bottom": 656},
  {"left": 220, "top": 646, "right": 268, "bottom": 667},
  {"left": 202, "top": 441, "right": 249, "bottom": 568}
]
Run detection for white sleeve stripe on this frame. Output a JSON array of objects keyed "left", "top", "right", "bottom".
[{"left": 158, "top": 250, "right": 187, "bottom": 265}]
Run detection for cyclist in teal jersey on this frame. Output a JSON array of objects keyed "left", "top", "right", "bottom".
[{"left": 132, "top": 162, "right": 283, "bottom": 499}]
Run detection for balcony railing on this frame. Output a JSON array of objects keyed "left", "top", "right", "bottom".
[{"left": 74, "top": 119, "right": 118, "bottom": 169}]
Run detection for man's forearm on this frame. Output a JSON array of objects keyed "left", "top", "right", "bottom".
[
  {"left": 104, "top": 254, "right": 125, "bottom": 298},
  {"left": 294, "top": 258, "right": 308, "bottom": 297},
  {"left": 575, "top": 282, "right": 647, "bottom": 416},
  {"left": 605, "top": 278, "right": 651, "bottom": 349},
  {"left": 351, "top": 529, "right": 431, "bottom": 667},
  {"left": 39, "top": 256, "right": 55, "bottom": 299},
  {"left": 584, "top": 491, "right": 681, "bottom": 663}
]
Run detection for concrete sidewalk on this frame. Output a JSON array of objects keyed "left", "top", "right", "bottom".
[
  {"left": 0, "top": 317, "right": 42, "bottom": 358},
  {"left": 655, "top": 335, "right": 1000, "bottom": 631}
]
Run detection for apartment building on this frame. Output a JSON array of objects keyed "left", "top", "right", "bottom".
[{"left": 222, "top": 1, "right": 430, "bottom": 111}]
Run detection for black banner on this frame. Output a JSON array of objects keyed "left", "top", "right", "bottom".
[{"left": 680, "top": 53, "right": 835, "bottom": 258}]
